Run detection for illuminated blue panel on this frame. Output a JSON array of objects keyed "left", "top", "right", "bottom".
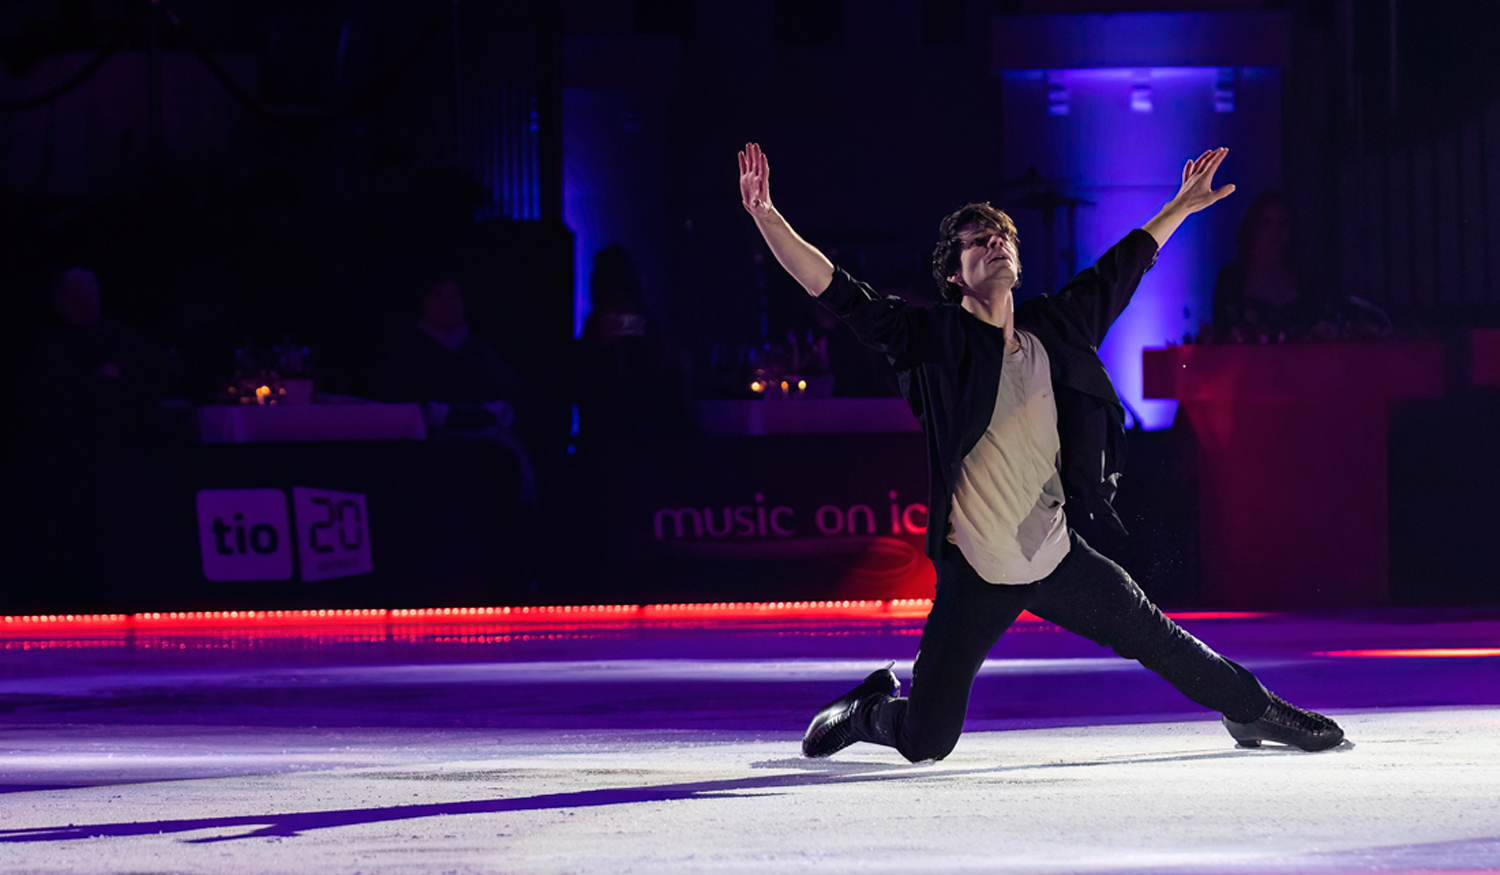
[
  {"left": 563, "top": 88, "right": 668, "bottom": 339},
  {"left": 563, "top": 90, "right": 611, "bottom": 337},
  {"left": 1002, "top": 66, "right": 1281, "bottom": 429}
]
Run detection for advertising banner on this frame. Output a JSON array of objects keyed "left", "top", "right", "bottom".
[
  {"left": 195, "top": 486, "right": 373, "bottom": 584},
  {"left": 195, "top": 488, "right": 294, "bottom": 582},
  {"left": 576, "top": 433, "right": 935, "bottom": 603},
  {"left": 292, "top": 486, "right": 374, "bottom": 583}
]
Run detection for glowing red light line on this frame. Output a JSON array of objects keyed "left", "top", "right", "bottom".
[{"left": 0, "top": 603, "right": 1277, "bottom": 635}]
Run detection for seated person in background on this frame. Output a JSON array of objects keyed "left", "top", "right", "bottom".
[
  {"left": 373, "top": 279, "right": 535, "bottom": 501},
  {"left": 375, "top": 279, "right": 529, "bottom": 425},
  {"left": 25, "top": 267, "right": 167, "bottom": 599},
  {"left": 1211, "top": 192, "right": 1337, "bottom": 343},
  {"left": 574, "top": 245, "right": 690, "bottom": 443},
  {"left": 30, "top": 267, "right": 167, "bottom": 456}
]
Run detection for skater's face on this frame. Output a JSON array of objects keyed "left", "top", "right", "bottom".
[{"left": 949, "top": 223, "right": 1020, "bottom": 297}]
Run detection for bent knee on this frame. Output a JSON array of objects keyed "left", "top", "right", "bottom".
[{"left": 899, "top": 735, "right": 957, "bottom": 764}]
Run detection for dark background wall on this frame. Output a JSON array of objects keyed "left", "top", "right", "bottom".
[{"left": 12, "top": 0, "right": 1500, "bottom": 391}]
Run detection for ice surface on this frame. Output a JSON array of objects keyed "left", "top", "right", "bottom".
[{"left": 1, "top": 608, "right": 1497, "bottom": 873}]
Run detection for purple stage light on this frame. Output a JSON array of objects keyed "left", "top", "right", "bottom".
[{"left": 1003, "top": 65, "right": 1282, "bottom": 429}]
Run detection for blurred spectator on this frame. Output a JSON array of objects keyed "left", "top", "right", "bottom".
[
  {"left": 28, "top": 267, "right": 167, "bottom": 455},
  {"left": 23, "top": 267, "right": 168, "bottom": 600},
  {"left": 1211, "top": 192, "right": 1391, "bottom": 343},
  {"left": 374, "top": 279, "right": 527, "bottom": 418},
  {"left": 574, "top": 245, "right": 690, "bottom": 442},
  {"left": 373, "top": 279, "right": 535, "bottom": 502},
  {"left": 1211, "top": 193, "right": 1334, "bottom": 343}
]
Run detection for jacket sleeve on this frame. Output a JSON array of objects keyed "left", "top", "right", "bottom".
[
  {"left": 1054, "top": 229, "right": 1160, "bottom": 346},
  {"left": 814, "top": 267, "right": 955, "bottom": 370}
]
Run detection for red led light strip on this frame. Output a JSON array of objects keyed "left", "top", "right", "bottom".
[{"left": 0, "top": 603, "right": 1271, "bottom": 635}]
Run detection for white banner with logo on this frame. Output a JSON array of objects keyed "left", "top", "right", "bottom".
[
  {"left": 291, "top": 486, "right": 373, "bottom": 582},
  {"left": 195, "top": 487, "right": 372, "bottom": 583}
]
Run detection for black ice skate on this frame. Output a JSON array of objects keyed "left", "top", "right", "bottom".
[
  {"left": 1223, "top": 694, "right": 1345, "bottom": 751},
  {"left": 801, "top": 664, "right": 899, "bottom": 758}
]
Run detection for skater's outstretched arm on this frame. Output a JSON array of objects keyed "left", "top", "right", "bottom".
[
  {"left": 738, "top": 142, "right": 835, "bottom": 296},
  {"left": 1141, "top": 147, "right": 1236, "bottom": 248}
]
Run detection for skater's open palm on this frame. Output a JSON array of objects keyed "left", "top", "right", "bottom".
[
  {"left": 1171, "top": 147, "right": 1236, "bottom": 215},
  {"left": 739, "top": 142, "right": 775, "bottom": 220}
]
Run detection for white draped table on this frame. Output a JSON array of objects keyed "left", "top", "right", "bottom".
[{"left": 197, "top": 403, "right": 427, "bottom": 443}]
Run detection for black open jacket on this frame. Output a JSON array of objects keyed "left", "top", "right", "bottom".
[{"left": 815, "top": 228, "right": 1159, "bottom": 558}]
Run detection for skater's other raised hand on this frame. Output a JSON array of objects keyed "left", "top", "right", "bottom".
[
  {"left": 1170, "top": 147, "right": 1236, "bottom": 215},
  {"left": 739, "top": 142, "right": 775, "bottom": 221},
  {"left": 736, "top": 141, "right": 833, "bottom": 295},
  {"left": 1142, "top": 147, "right": 1236, "bottom": 248}
]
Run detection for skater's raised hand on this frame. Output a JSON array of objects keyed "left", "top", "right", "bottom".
[
  {"left": 739, "top": 142, "right": 775, "bottom": 221},
  {"left": 1170, "top": 147, "right": 1236, "bottom": 215},
  {"left": 1142, "top": 147, "right": 1236, "bottom": 248},
  {"left": 737, "top": 141, "right": 833, "bottom": 295}
]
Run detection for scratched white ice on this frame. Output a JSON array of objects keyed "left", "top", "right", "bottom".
[{"left": 3, "top": 709, "right": 1500, "bottom": 874}]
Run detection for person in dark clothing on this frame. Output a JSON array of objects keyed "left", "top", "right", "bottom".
[
  {"left": 737, "top": 142, "right": 1345, "bottom": 761},
  {"left": 30, "top": 267, "right": 167, "bottom": 454},
  {"left": 373, "top": 280, "right": 529, "bottom": 421},
  {"left": 574, "top": 245, "right": 691, "bottom": 443},
  {"left": 1211, "top": 192, "right": 1334, "bottom": 343},
  {"left": 24, "top": 267, "right": 168, "bottom": 602},
  {"left": 373, "top": 279, "right": 536, "bottom": 502}
]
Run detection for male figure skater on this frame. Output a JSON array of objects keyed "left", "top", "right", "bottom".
[{"left": 736, "top": 142, "right": 1345, "bottom": 761}]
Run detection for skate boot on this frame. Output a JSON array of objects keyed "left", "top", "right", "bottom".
[
  {"left": 802, "top": 664, "right": 899, "bottom": 758},
  {"left": 1223, "top": 693, "right": 1345, "bottom": 751}
]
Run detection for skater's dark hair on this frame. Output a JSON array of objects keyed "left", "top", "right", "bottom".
[{"left": 932, "top": 203, "right": 1020, "bottom": 302}]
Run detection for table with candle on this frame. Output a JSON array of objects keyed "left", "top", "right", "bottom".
[{"left": 197, "top": 401, "right": 427, "bottom": 444}]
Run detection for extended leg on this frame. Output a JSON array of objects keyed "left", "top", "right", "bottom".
[
  {"left": 1028, "top": 532, "right": 1268, "bottom": 718},
  {"left": 1029, "top": 532, "right": 1342, "bottom": 750}
]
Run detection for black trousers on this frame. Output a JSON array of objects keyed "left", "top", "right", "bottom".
[{"left": 865, "top": 531, "right": 1271, "bottom": 763}]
